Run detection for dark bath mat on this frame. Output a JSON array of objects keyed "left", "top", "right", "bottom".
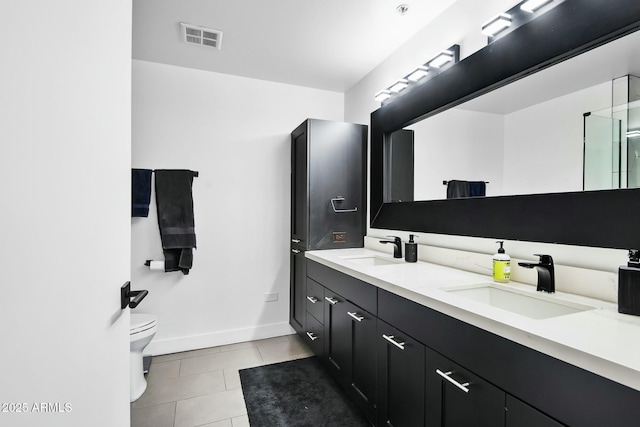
[{"left": 239, "top": 356, "right": 371, "bottom": 427}]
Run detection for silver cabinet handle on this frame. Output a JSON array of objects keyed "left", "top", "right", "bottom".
[
  {"left": 292, "top": 249, "right": 300, "bottom": 254},
  {"left": 291, "top": 239, "right": 301, "bottom": 243},
  {"left": 436, "top": 369, "right": 470, "bottom": 393},
  {"left": 330, "top": 196, "right": 358, "bottom": 213},
  {"left": 306, "top": 296, "right": 319, "bottom": 304},
  {"left": 325, "top": 296, "right": 338, "bottom": 305},
  {"left": 306, "top": 332, "right": 319, "bottom": 341},
  {"left": 382, "top": 334, "right": 405, "bottom": 350},
  {"left": 348, "top": 311, "right": 364, "bottom": 322}
]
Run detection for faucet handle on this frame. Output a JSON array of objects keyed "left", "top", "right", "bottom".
[
  {"left": 387, "top": 235, "right": 401, "bottom": 242},
  {"left": 533, "top": 254, "right": 553, "bottom": 265}
]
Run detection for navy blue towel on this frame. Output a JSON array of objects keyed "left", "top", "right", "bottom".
[
  {"left": 154, "top": 169, "right": 198, "bottom": 275},
  {"left": 132, "top": 169, "right": 153, "bottom": 217},
  {"left": 469, "top": 181, "right": 486, "bottom": 197}
]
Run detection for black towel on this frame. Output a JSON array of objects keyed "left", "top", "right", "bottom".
[
  {"left": 132, "top": 169, "right": 153, "bottom": 217},
  {"left": 446, "top": 180, "right": 470, "bottom": 199},
  {"left": 154, "top": 169, "right": 197, "bottom": 275}
]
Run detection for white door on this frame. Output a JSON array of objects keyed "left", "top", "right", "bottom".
[{"left": 0, "top": 2, "right": 132, "bottom": 427}]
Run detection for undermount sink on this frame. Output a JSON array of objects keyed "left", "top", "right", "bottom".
[
  {"left": 445, "top": 284, "right": 596, "bottom": 320},
  {"left": 342, "top": 255, "right": 402, "bottom": 266}
]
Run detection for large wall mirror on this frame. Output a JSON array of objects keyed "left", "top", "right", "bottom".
[{"left": 371, "top": 0, "right": 640, "bottom": 249}]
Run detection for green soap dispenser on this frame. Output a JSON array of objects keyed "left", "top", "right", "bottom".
[{"left": 493, "top": 241, "right": 511, "bottom": 283}]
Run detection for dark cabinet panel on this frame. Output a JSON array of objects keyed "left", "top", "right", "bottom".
[
  {"left": 324, "top": 291, "right": 378, "bottom": 424},
  {"left": 304, "top": 311, "right": 324, "bottom": 357},
  {"left": 289, "top": 246, "right": 306, "bottom": 334},
  {"left": 306, "top": 278, "right": 325, "bottom": 324},
  {"left": 377, "top": 319, "right": 425, "bottom": 427},
  {"left": 384, "top": 129, "right": 414, "bottom": 203},
  {"left": 324, "top": 290, "right": 350, "bottom": 380},
  {"left": 291, "top": 129, "right": 308, "bottom": 247},
  {"left": 291, "top": 119, "right": 367, "bottom": 250},
  {"left": 506, "top": 395, "right": 564, "bottom": 427},
  {"left": 307, "top": 260, "right": 377, "bottom": 315},
  {"left": 426, "top": 347, "right": 504, "bottom": 427}
]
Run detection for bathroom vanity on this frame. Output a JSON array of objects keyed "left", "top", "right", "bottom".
[{"left": 297, "top": 248, "right": 640, "bottom": 427}]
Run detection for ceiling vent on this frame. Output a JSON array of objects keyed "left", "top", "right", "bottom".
[{"left": 180, "top": 23, "right": 223, "bottom": 50}]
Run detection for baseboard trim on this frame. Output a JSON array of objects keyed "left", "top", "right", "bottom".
[{"left": 145, "top": 321, "right": 296, "bottom": 356}]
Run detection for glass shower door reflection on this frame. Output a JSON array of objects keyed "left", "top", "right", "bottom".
[{"left": 583, "top": 114, "right": 622, "bottom": 191}]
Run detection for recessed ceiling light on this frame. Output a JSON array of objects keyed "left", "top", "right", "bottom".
[{"left": 396, "top": 4, "right": 410, "bottom": 15}]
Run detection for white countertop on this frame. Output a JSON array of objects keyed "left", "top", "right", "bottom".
[{"left": 306, "top": 247, "right": 640, "bottom": 392}]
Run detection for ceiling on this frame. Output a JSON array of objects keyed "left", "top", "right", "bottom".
[{"left": 132, "top": 0, "right": 458, "bottom": 92}]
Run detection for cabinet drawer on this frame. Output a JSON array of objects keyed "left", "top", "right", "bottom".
[
  {"left": 426, "top": 347, "right": 504, "bottom": 427},
  {"left": 307, "top": 260, "right": 377, "bottom": 315},
  {"left": 304, "top": 312, "right": 324, "bottom": 356},
  {"left": 306, "top": 278, "right": 325, "bottom": 324}
]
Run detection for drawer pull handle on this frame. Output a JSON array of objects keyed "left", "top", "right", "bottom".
[
  {"left": 436, "top": 369, "right": 470, "bottom": 393},
  {"left": 382, "top": 334, "right": 405, "bottom": 350},
  {"left": 325, "top": 296, "right": 338, "bottom": 305},
  {"left": 306, "top": 332, "right": 319, "bottom": 341},
  {"left": 348, "top": 311, "right": 364, "bottom": 322},
  {"left": 292, "top": 249, "right": 300, "bottom": 254},
  {"left": 291, "top": 239, "right": 301, "bottom": 243},
  {"left": 306, "top": 296, "right": 319, "bottom": 304}
]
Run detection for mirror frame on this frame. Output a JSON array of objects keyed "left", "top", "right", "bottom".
[{"left": 370, "top": 0, "right": 640, "bottom": 249}]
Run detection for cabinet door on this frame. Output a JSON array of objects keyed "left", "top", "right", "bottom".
[
  {"left": 289, "top": 246, "right": 306, "bottom": 334},
  {"left": 306, "top": 278, "right": 325, "bottom": 324},
  {"left": 291, "top": 125, "right": 308, "bottom": 246},
  {"left": 506, "top": 395, "right": 565, "bottom": 427},
  {"left": 324, "top": 291, "right": 350, "bottom": 382},
  {"left": 307, "top": 120, "right": 366, "bottom": 249},
  {"left": 377, "top": 319, "right": 426, "bottom": 427},
  {"left": 304, "top": 311, "right": 324, "bottom": 356},
  {"left": 346, "top": 300, "right": 377, "bottom": 424},
  {"left": 426, "top": 347, "right": 505, "bottom": 427}
]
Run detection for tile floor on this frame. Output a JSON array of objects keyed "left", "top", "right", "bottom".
[{"left": 131, "top": 333, "right": 313, "bottom": 427}]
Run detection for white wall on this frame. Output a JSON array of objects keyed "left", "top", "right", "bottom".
[
  {"left": 0, "top": 2, "right": 131, "bottom": 427},
  {"left": 503, "top": 81, "right": 611, "bottom": 195},
  {"left": 132, "top": 60, "right": 345, "bottom": 355},
  {"left": 410, "top": 108, "right": 505, "bottom": 200},
  {"left": 345, "top": 0, "right": 628, "bottom": 273}
]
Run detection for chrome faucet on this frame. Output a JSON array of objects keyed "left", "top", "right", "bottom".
[
  {"left": 380, "top": 236, "right": 402, "bottom": 258},
  {"left": 518, "top": 254, "right": 555, "bottom": 293}
]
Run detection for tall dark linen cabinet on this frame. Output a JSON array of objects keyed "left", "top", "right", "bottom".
[{"left": 289, "top": 119, "right": 367, "bottom": 334}]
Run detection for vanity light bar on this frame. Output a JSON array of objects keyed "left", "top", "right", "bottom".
[
  {"left": 407, "top": 66, "right": 429, "bottom": 82},
  {"left": 374, "top": 90, "right": 393, "bottom": 103},
  {"left": 374, "top": 44, "right": 459, "bottom": 104},
  {"left": 389, "top": 79, "right": 409, "bottom": 93},
  {"left": 521, "top": 0, "right": 553, "bottom": 13},
  {"left": 626, "top": 130, "right": 640, "bottom": 138},
  {"left": 482, "top": 13, "right": 512, "bottom": 36},
  {"left": 428, "top": 51, "right": 454, "bottom": 68}
]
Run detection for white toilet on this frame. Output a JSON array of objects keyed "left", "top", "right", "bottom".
[{"left": 130, "top": 313, "right": 157, "bottom": 402}]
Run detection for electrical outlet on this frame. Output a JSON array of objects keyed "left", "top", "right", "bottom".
[{"left": 264, "top": 292, "right": 278, "bottom": 302}]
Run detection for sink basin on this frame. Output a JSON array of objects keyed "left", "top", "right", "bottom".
[
  {"left": 343, "top": 255, "right": 402, "bottom": 266},
  {"left": 445, "top": 284, "right": 596, "bottom": 319}
]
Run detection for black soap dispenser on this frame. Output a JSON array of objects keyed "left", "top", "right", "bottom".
[
  {"left": 405, "top": 234, "right": 418, "bottom": 263},
  {"left": 618, "top": 249, "right": 640, "bottom": 315}
]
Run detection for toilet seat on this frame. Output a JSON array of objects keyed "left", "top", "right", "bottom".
[{"left": 130, "top": 314, "right": 157, "bottom": 335}]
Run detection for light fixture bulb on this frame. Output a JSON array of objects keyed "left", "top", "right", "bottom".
[
  {"left": 521, "top": 0, "right": 553, "bottom": 13},
  {"left": 626, "top": 130, "right": 640, "bottom": 138},
  {"left": 407, "top": 66, "right": 429, "bottom": 82},
  {"left": 389, "top": 79, "right": 409, "bottom": 93},
  {"left": 374, "top": 90, "right": 392, "bottom": 103},
  {"left": 429, "top": 51, "right": 454, "bottom": 68},
  {"left": 482, "top": 13, "right": 512, "bottom": 36}
]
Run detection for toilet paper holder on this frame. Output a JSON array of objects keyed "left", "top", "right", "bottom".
[{"left": 121, "top": 281, "right": 149, "bottom": 309}]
